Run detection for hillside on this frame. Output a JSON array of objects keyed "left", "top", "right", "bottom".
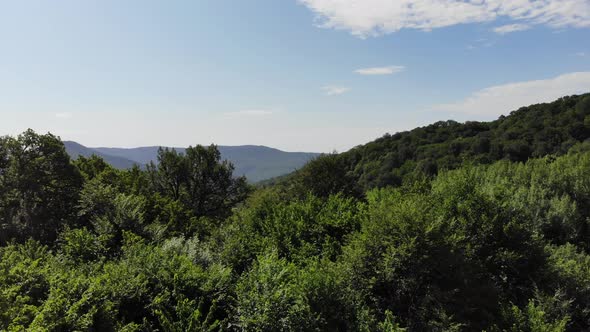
[
  {"left": 65, "top": 142, "right": 319, "bottom": 183},
  {"left": 63, "top": 141, "right": 139, "bottom": 169},
  {"left": 278, "top": 93, "right": 590, "bottom": 194},
  {"left": 3, "top": 123, "right": 590, "bottom": 331}
]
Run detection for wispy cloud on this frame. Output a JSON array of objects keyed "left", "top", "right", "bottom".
[
  {"left": 355, "top": 65, "right": 405, "bottom": 75},
  {"left": 493, "top": 23, "right": 530, "bottom": 34},
  {"left": 434, "top": 72, "right": 590, "bottom": 117},
  {"left": 298, "top": 0, "right": 590, "bottom": 37},
  {"left": 575, "top": 52, "right": 587, "bottom": 57},
  {"left": 55, "top": 112, "right": 72, "bottom": 119},
  {"left": 223, "top": 109, "right": 275, "bottom": 119},
  {"left": 467, "top": 38, "right": 496, "bottom": 50},
  {"left": 322, "top": 85, "right": 351, "bottom": 96}
]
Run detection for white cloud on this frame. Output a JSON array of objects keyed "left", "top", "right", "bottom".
[
  {"left": 55, "top": 112, "right": 72, "bottom": 119},
  {"left": 434, "top": 72, "right": 590, "bottom": 117},
  {"left": 322, "top": 85, "right": 351, "bottom": 95},
  {"left": 575, "top": 52, "right": 587, "bottom": 56},
  {"left": 355, "top": 65, "right": 405, "bottom": 75},
  {"left": 298, "top": 0, "right": 590, "bottom": 37},
  {"left": 493, "top": 23, "right": 530, "bottom": 34}
]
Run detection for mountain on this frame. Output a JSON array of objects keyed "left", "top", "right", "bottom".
[
  {"left": 63, "top": 141, "right": 139, "bottom": 169},
  {"left": 274, "top": 93, "right": 590, "bottom": 193},
  {"left": 64, "top": 142, "right": 319, "bottom": 183}
]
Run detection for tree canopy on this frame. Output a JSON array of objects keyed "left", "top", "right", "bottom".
[
  {"left": 2, "top": 94, "right": 590, "bottom": 331},
  {"left": 281, "top": 93, "right": 590, "bottom": 192}
]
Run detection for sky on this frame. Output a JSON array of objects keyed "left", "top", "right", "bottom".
[{"left": 1, "top": 0, "right": 589, "bottom": 152}]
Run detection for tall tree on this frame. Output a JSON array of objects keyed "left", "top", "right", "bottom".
[
  {"left": 0, "top": 129, "right": 83, "bottom": 244},
  {"left": 148, "top": 147, "right": 187, "bottom": 201},
  {"left": 149, "top": 145, "right": 250, "bottom": 220}
]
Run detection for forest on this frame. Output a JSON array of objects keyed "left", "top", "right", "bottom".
[{"left": 1, "top": 93, "right": 590, "bottom": 331}]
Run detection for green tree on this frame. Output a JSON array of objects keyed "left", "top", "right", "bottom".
[
  {"left": 0, "top": 130, "right": 83, "bottom": 244},
  {"left": 235, "top": 251, "right": 315, "bottom": 331},
  {"left": 149, "top": 145, "right": 250, "bottom": 220},
  {"left": 291, "top": 153, "right": 361, "bottom": 198}
]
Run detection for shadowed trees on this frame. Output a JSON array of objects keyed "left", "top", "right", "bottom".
[
  {"left": 148, "top": 145, "right": 251, "bottom": 221},
  {"left": 0, "top": 130, "right": 83, "bottom": 244}
]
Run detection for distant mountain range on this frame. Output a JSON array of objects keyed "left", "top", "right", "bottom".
[{"left": 64, "top": 141, "right": 320, "bottom": 183}]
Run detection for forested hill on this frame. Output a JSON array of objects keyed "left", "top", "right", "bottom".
[
  {"left": 3, "top": 96, "right": 590, "bottom": 330},
  {"left": 3, "top": 127, "right": 590, "bottom": 330},
  {"left": 64, "top": 142, "right": 319, "bottom": 183},
  {"left": 283, "top": 93, "right": 590, "bottom": 193}
]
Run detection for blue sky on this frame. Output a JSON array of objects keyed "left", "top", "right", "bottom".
[{"left": 1, "top": 0, "right": 589, "bottom": 152}]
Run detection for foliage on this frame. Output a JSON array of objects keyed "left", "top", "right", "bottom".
[
  {"left": 148, "top": 145, "right": 251, "bottom": 221},
  {"left": 287, "top": 93, "right": 590, "bottom": 191},
  {"left": 0, "top": 129, "right": 83, "bottom": 244},
  {"left": 3, "top": 94, "right": 590, "bottom": 331}
]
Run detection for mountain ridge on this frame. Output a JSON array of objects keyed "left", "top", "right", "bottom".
[
  {"left": 64, "top": 141, "right": 319, "bottom": 183},
  {"left": 63, "top": 141, "right": 139, "bottom": 169}
]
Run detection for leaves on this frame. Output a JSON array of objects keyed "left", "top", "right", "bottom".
[{"left": 2, "top": 115, "right": 590, "bottom": 331}]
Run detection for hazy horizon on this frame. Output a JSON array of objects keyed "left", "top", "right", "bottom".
[{"left": 66, "top": 139, "right": 325, "bottom": 154}]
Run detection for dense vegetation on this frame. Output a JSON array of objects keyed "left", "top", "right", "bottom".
[
  {"left": 277, "top": 93, "right": 590, "bottom": 192},
  {"left": 1, "top": 94, "right": 590, "bottom": 331}
]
